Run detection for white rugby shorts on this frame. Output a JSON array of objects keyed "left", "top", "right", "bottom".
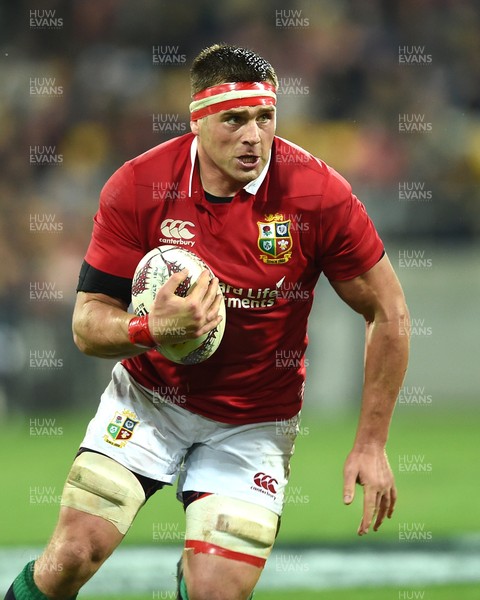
[{"left": 79, "top": 363, "right": 299, "bottom": 515}]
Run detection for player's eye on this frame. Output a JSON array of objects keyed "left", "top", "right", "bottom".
[
  {"left": 224, "top": 115, "right": 241, "bottom": 124},
  {"left": 257, "top": 112, "right": 273, "bottom": 123}
]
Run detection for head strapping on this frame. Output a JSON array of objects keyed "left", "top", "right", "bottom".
[{"left": 190, "top": 81, "right": 277, "bottom": 121}]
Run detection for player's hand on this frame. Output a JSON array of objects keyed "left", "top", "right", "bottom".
[
  {"left": 148, "top": 269, "right": 223, "bottom": 345},
  {"left": 343, "top": 445, "right": 397, "bottom": 536}
]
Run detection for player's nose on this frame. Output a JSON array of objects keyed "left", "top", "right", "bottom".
[{"left": 241, "top": 119, "right": 261, "bottom": 145}]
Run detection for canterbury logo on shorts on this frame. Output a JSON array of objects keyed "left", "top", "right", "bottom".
[
  {"left": 160, "top": 219, "right": 196, "bottom": 240},
  {"left": 253, "top": 471, "right": 278, "bottom": 494}
]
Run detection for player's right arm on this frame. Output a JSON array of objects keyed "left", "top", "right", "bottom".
[
  {"left": 73, "top": 291, "right": 141, "bottom": 358},
  {"left": 74, "top": 161, "right": 222, "bottom": 359},
  {"left": 72, "top": 270, "right": 222, "bottom": 359}
]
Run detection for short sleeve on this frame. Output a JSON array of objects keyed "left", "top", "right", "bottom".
[
  {"left": 84, "top": 162, "right": 144, "bottom": 278},
  {"left": 319, "top": 167, "right": 384, "bottom": 281}
]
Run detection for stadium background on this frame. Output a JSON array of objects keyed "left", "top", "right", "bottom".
[{"left": 1, "top": 0, "right": 479, "bottom": 598}]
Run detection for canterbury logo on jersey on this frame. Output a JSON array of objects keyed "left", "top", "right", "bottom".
[
  {"left": 253, "top": 472, "right": 278, "bottom": 494},
  {"left": 159, "top": 219, "right": 196, "bottom": 247},
  {"left": 161, "top": 219, "right": 195, "bottom": 239}
]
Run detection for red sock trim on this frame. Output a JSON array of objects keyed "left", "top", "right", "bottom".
[{"left": 185, "top": 539, "right": 266, "bottom": 568}]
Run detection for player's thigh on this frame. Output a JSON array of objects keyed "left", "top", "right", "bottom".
[
  {"left": 181, "top": 494, "right": 279, "bottom": 600},
  {"left": 37, "top": 449, "right": 148, "bottom": 575}
]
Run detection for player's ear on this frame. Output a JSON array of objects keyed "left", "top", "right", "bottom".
[{"left": 190, "top": 119, "right": 199, "bottom": 135}]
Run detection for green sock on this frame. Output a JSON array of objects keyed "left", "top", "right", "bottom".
[
  {"left": 12, "top": 562, "right": 49, "bottom": 600},
  {"left": 179, "top": 575, "right": 189, "bottom": 599},
  {"left": 11, "top": 561, "right": 77, "bottom": 600}
]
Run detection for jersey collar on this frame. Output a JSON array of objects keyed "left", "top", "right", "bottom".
[{"left": 188, "top": 136, "right": 271, "bottom": 197}]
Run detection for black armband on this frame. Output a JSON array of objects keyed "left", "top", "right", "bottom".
[{"left": 76, "top": 260, "right": 132, "bottom": 305}]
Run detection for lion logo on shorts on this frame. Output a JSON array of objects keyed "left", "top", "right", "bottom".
[{"left": 104, "top": 409, "right": 139, "bottom": 448}]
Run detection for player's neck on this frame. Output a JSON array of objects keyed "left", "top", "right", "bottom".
[
  {"left": 199, "top": 170, "right": 242, "bottom": 197},
  {"left": 196, "top": 148, "right": 243, "bottom": 197}
]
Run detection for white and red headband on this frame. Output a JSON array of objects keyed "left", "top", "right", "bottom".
[{"left": 189, "top": 81, "right": 277, "bottom": 121}]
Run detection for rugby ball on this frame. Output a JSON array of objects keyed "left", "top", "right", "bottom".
[{"left": 131, "top": 245, "right": 225, "bottom": 364}]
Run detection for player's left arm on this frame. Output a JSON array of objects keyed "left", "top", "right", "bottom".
[{"left": 329, "top": 253, "right": 410, "bottom": 536}]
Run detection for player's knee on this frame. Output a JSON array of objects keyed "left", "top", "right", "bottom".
[
  {"left": 62, "top": 536, "right": 114, "bottom": 570},
  {"left": 187, "top": 583, "right": 248, "bottom": 600},
  {"left": 182, "top": 560, "right": 249, "bottom": 600},
  {"left": 34, "top": 542, "right": 97, "bottom": 598},
  {"left": 56, "top": 540, "right": 97, "bottom": 574},
  {"left": 183, "top": 552, "right": 257, "bottom": 600},
  {"left": 37, "top": 538, "right": 105, "bottom": 583},
  {"left": 186, "top": 570, "right": 252, "bottom": 600}
]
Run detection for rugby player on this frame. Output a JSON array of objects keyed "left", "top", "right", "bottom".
[{"left": 5, "top": 44, "right": 409, "bottom": 600}]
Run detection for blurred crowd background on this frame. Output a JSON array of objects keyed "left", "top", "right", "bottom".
[{"left": 1, "top": 0, "right": 479, "bottom": 413}]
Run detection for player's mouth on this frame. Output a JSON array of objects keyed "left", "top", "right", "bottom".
[{"left": 236, "top": 155, "right": 260, "bottom": 169}]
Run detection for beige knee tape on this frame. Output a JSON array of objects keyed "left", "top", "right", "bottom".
[
  {"left": 61, "top": 453, "right": 145, "bottom": 534},
  {"left": 185, "top": 495, "right": 278, "bottom": 562}
]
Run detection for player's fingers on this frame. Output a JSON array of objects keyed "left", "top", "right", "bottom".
[
  {"left": 358, "top": 486, "right": 377, "bottom": 536},
  {"left": 195, "top": 314, "right": 223, "bottom": 338},
  {"left": 343, "top": 461, "right": 357, "bottom": 505},
  {"left": 186, "top": 270, "right": 211, "bottom": 299},
  {"left": 373, "top": 492, "right": 390, "bottom": 532},
  {"left": 160, "top": 269, "right": 190, "bottom": 296},
  {"left": 388, "top": 485, "right": 397, "bottom": 519},
  {"left": 205, "top": 291, "right": 223, "bottom": 322},
  {"left": 202, "top": 277, "right": 220, "bottom": 310}
]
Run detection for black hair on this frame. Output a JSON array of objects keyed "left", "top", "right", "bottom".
[{"left": 190, "top": 44, "right": 278, "bottom": 96}]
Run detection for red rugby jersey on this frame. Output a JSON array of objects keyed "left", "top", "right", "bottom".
[{"left": 84, "top": 133, "right": 384, "bottom": 424}]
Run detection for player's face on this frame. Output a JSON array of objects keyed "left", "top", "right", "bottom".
[{"left": 191, "top": 105, "right": 276, "bottom": 196}]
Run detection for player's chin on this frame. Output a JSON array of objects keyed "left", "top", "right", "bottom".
[{"left": 231, "top": 166, "right": 262, "bottom": 183}]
